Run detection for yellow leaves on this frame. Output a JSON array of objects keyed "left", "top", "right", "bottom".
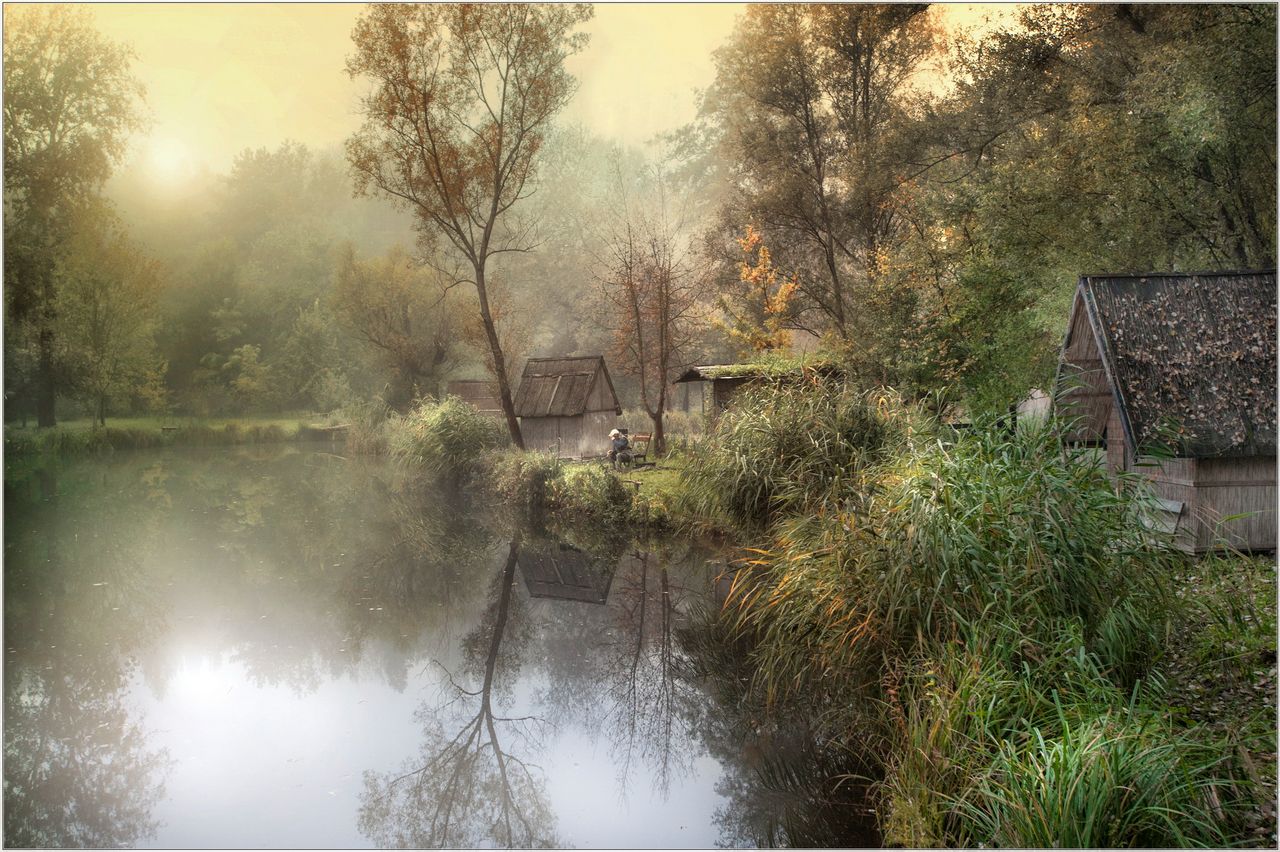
[{"left": 717, "top": 224, "right": 800, "bottom": 354}]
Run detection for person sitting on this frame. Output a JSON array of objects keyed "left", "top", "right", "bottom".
[{"left": 607, "top": 428, "right": 630, "bottom": 464}]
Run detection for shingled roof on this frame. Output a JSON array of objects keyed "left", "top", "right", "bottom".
[
  {"left": 1057, "top": 271, "right": 1277, "bottom": 457},
  {"left": 513, "top": 356, "right": 621, "bottom": 418}
]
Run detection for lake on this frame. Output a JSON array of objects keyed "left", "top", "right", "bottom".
[{"left": 3, "top": 445, "right": 875, "bottom": 848}]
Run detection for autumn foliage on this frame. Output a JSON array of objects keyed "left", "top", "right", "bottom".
[{"left": 716, "top": 225, "right": 798, "bottom": 354}]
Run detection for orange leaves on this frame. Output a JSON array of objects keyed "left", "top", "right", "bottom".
[{"left": 716, "top": 224, "right": 799, "bottom": 354}]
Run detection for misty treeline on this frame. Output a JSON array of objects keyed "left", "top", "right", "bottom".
[{"left": 4, "top": 4, "right": 1275, "bottom": 433}]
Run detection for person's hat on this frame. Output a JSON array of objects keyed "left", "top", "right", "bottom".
[{"left": 609, "top": 428, "right": 620, "bottom": 437}]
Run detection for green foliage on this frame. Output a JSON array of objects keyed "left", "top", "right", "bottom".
[
  {"left": 954, "top": 709, "right": 1232, "bottom": 848},
  {"left": 340, "top": 399, "right": 391, "bottom": 456},
  {"left": 547, "top": 465, "right": 633, "bottom": 525},
  {"left": 387, "top": 397, "right": 508, "bottom": 484},
  {"left": 484, "top": 451, "right": 635, "bottom": 528},
  {"left": 680, "top": 374, "right": 897, "bottom": 529},
  {"left": 484, "top": 448, "right": 562, "bottom": 517},
  {"left": 690, "top": 378, "right": 1229, "bottom": 846}
]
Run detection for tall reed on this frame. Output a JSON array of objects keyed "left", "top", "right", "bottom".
[
  {"left": 387, "top": 396, "right": 508, "bottom": 485},
  {"left": 679, "top": 373, "right": 899, "bottom": 529}
]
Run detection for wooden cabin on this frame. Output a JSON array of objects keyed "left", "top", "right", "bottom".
[
  {"left": 517, "top": 539, "right": 615, "bottom": 605},
  {"left": 673, "top": 362, "right": 842, "bottom": 421},
  {"left": 674, "top": 365, "right": 760, "bottom": 418},
  {"left": 446, "top": 380, "right": 503, "bottom": 419},
  {"left": 513, "top": 356, "right": 622, "bottom": 458},
  {"left": 1055, "top": 271, "right": 1277, "bottom": 553}
]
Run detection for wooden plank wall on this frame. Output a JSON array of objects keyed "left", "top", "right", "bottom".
[
  {"left": 1192, "top": 456, "right": 1277, "bottom": 552},
  {"left": 1137, "top": 455, "right": 1277, "bottom": 552},
  {"left": 1059, "top": 296, "right": 1112, "bottom": 443},
  {"left": 520, "top": 412, "right": 618, "bottom": 458}
]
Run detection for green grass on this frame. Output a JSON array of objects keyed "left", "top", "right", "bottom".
[
  {"left": 3, "top": 415, "right": 314, "bottom": 458},
  {"left": 5, "top": 414, "right": 309, "bottom": 437},
  {"left": 386, "top": 396, "right": 508, "bottom": 486}
]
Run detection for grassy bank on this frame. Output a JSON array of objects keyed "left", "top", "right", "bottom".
[
  {"left": 670, "top": 376, "right": 1275, "bottom": 847},
  {"left": 3, "top": 415, "right": 318, "bottom": 458}
]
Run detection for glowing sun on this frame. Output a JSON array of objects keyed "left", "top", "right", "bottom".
[{"left": 143, "top": 135, "right": 194, "bottom": 183}]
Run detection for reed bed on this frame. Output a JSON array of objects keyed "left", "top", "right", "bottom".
[
  {"left": 682, "top": 392, "right": 1250, "bottom": 847},
  {"left": 386, "top": 396, "right": 508, "bottom": 486}
]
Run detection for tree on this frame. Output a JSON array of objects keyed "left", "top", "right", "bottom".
[
  {"left": 3, "top": 6, "right": 145, "bottom": 426},
  {"left": 696, "top": 5, "right": 938, "bottom": 345},
  {"left": 346, "top": 3, "right": 593, "bottom": 449},
  {"left": 715, "top": 225, "right": 798, "bottom": 355},
  {"left": 595, "top": 165, "right": 702, "bottom": 454},
  {"left": 332, "top": 244, "right": 460, "bottom": 411},
  {"left": 56, "top": 204, "right": 164, "bottom": 425}
]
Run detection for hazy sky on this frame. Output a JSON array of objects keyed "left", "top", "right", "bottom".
[
  {"left": 35, "top": 3, "right": 1011, "bottom": 184},
  {"left": 77, "top": 2, "right": 745, "bottom": 182}
]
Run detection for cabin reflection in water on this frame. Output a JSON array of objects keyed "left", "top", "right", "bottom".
[{"left": 517, "top": 539, "right": 616, "bottom": 604}]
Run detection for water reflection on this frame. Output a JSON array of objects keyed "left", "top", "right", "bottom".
[
  {"left": 4, "top": 459, "right": 171, "bottom": 847},
  {"left": 360, "top": 536, "right": 558, "bottom": 848},
  {"left": 3, "top": 447, "right": 875, "bottom": 848}
]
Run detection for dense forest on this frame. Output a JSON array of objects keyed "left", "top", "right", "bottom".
[{"left": 4, "top": 3, "right": 1275, "bottom": 431}]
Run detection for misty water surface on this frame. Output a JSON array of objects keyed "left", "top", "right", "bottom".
[{"left": 3, "top": 446, "right": 875, "bottom": 848}]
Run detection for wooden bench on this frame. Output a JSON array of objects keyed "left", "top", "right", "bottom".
[{"left": 617, "top": 432, "right": 653, "bottom": 470}]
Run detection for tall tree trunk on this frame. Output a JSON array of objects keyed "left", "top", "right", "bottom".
[
  {"left": 474, "top": 270, "right": 524, "bottom": 450},
  {"left": 652, "top": 384, "right": 667, "bottom": 456},
  {"left": 97, "top": 394, "right": 106, "bottom": 427},
  {"left": 36, "top": 319, "right": 56, "bottom": 428}
]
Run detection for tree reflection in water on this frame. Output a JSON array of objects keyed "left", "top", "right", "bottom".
[
  {"left": 358, "top": 535, "right": 558, "bottom": 848},
  {"left": 678, "top": 600, "right": 881, "bottom": 848},
  {"left": 4, "top": 461, "right": 172, "bottom": 847},
  {"left": 600, "top": 545, "right": 697, "bottom": 798}
]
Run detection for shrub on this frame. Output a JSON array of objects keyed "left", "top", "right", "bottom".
[
  {"left": 485, "top": 447, "right": 561, "bottom": 517},
  {"left": 387, "top": 396, "right": 508, "bottom": 484},
  {"left": 342, "top": 399, "right": 391, "bottom": 455},
  {"left": 680, "top": 374, "right": 898, "bottom": 529},
  {"left": 732, "top": 418, "right": 1179, "bottom": 706},
  {"left": 549, "top": 464, "right": 633, "bottom": 524}
]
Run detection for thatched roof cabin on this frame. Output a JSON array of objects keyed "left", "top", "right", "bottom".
[
  {"left": 1055, "top": 270, "right": 1277, "bottom": 552},
  {"left": 674, "top": 362, "right": 840, "bottom": 419},
  {"left": 514, "top": 356, "right": 622, "bottom": 458}
]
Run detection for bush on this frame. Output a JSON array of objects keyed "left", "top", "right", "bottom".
[
  {"left": 485, "top": 447, "right": 561, "bottom": 517},
  {"left": 549, "top": 464, "right": 633, "bottom": 524},
  {"left": 342, "top": 399, "right": 391, "bottom": 455},
  {"left": 733, "top": 419, "right": 1179, "bottom": 705},
  {"left": 680, "top": 374, "right": 898, "bottom": 529},
  {"left": 484, "top": 451, "right": 634, "bottom": 527},
  {"left": 387, "top": 396, "right": 508, "bottom": 484}
]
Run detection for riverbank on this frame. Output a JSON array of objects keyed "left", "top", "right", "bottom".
[
  {"left": 466, "top": 377, "right": 1276, "bottom": 848},
  {"left": 2, "top": 415, "right": 337, "bottom": 459},
  {"left": 17, "top": 394, "right": 1273, "bottom": 847}
]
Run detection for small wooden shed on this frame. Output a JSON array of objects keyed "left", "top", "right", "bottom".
[
  {"left": 513, "top": 356, "right": 622, "bottom": 458},
  {"left": 445, "top": 380, "right": 503, "bottom": 419},
  {"left": 673, "top": 362, "right": 842, "bottom": 420},
  {"left": 1055, "top": 271, "right": 1277, "bottom": 553}
]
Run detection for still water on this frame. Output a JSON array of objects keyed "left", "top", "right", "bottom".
[{"left": 4, "top": 445, "right": 873, "bottom": 848}]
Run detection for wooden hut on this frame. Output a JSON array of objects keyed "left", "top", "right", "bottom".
[
  {"left": 446, "top": 380, "right": 503, "bottom": 418},
  {"left": 1054, "top": 271, "right": 1277, "bottom": 553},
  {"left": 513, "top": 356, "right": 622, "bottom": 458},
  {"left": 673, "top": 362, "right": 842, "bottom": 420}
]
